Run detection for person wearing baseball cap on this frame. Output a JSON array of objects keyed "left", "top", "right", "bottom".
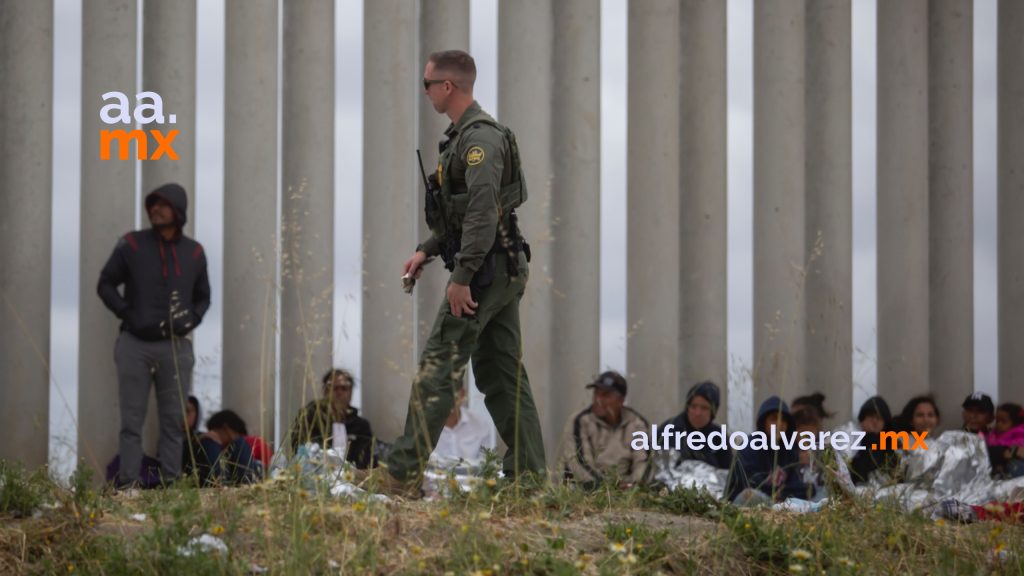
[
  {"left": 558, "top": 371, "right": 650, "bottom": 489},
  {"left": 962, "top": 392, "right": 996, "bottom": 435}
]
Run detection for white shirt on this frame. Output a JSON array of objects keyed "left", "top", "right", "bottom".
[{"left": 431, "top": 409, "right": 494, "bottom": 464}]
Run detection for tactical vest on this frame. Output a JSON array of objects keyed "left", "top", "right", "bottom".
[{"left": 429, "top": 115, "right": 528, "bottom": 241}]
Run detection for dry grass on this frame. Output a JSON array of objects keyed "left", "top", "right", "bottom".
[{"left": 2, "top": 461, "right": 1023, "bottom": 575}]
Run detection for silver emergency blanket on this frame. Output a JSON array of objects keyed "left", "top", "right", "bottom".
[
  {"left": 421, "top": 458, "right": 490, "bottom": 500},
  {"left": 902, "top": 431, "right": 993, "bottom": 503},
  {"left": 861, "top": 431, "right": 1024, "bottom": 510},
  {"left": 993, "top": 474, "right": 1024, "bottom": 502},
  {"left": 653, "top": 456, "right": 729, "bottom": 500},
  {"left": 269, "top": 443, "right": 390, "bottom": 502}
]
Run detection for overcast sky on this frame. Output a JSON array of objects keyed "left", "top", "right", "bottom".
[{"left": 46, "top": 0, "right": 1000, "bottom": 474}]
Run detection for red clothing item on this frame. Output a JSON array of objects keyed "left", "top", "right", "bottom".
[
  {"left": 971, "top": 502, "right": 1024, "bottom": 523},
  {"left": 245, "top": 436, "right": 272, "bottom": 468}
]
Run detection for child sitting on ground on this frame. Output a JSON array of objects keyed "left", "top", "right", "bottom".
[{"left": 987, "top": 403, "right": 1024, "bottom": 478}]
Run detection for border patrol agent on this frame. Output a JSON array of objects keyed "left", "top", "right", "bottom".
[{"left": 381, "top": 49, "right": 546, "bottom": 490}]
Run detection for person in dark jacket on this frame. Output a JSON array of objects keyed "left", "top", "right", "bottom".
[
  {"left": 97, "top": 183, "right": 211, "bottom": 487},
  {"left": 659, "top": 381, "right": 732, "bottom": 470},
  {"left": 187, "top": 410, "right": 259, "bottom": 486},
  {"left": 288, "top": 368, "right": 377, "bottom": 469},
  {"left": 726, "top": 396, "right": 810, "bottom": 503},
  {"left": 849, "top": 395, "right": 899, "bottom": 485}
]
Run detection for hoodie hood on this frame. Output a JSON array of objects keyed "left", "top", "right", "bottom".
[
  {"left": 857, "top": 396, "right": 892, "bottom": 427},
  {"left": 756, "top": 395, "right": 794, "bottom": 432},
  {"left": 685, "top": 381, "right": 721, "bottom": 420},
  {"left": 145, "top": 182, "right": 188, "bottom": 229}
]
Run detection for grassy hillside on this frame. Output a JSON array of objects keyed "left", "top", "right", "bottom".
[{"left": 1, "top": 462, "right": 1022, "bottom": 575}]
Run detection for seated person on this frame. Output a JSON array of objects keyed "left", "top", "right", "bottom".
[
  {"left": 658, "top": 381, "right": 731, "bottom": 470},
  {"left": 794, "top": 402, "right": 823, "bottom": 467},
  {"left": 849, "top": 395, "right": 899, "bottom": 485},
  {"left": 892, "top": 395, "right": 940, "bottom": 435},
  {"left": 792, "top": 400, "right": 831, "bottom": 500},
  {"left": 186, "top": 410, "right": 260, "bottom": 486},
  {"left": 288, "top": 368, "right": 375, "bottom": 469},
  {"left": 962, "top": 392, "right": 995, "bottom": 435},
  {"left": 559, "top": 371, "right": 650, "bottom": 489},
  {"left": 431, "top": 386, "right": 494, "bottom": 465},
  {"left": 792, "top": 392, "right": 833, "bottom": 425},
  {"left": 726, "top": 396, "right": 810, "bottom": 504},
  {"left": 987, "top": 402, "right": 1024, "bottom": 478},
  {"left": 182, "top": 395, "right": 204, "bottom": 479}
]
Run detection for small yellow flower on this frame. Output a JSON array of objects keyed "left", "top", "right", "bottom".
[
  {"left": 744, "top": 523, "right": 752, "bottom": 529},
  {"left": 352, "top": 501, "right": 366, "bottom": 512},
  {"left": 624, "top": 554, "right": 638, "bottom": 564},
  {"left": 934, "top": 519, "right": 946, "bottom": 526},
  {"left": 625, "top": 527, "right": 633, "bottom": 536},
  {"left": 411, "top": 545, "right": 422, "bottom": 555},
  {"left": 486, "top": 478, "right": 497, "bottom": 487},
  {"left": 575, "top": 559, "right": 587, "bottom": 569},
  {"left": 210, "top": 525, "right": 225, "bottom": 536},
  {"left": 439, "top": 508, "right": 449, "bottom": 518},
  {"left": 478, "top": 511, "right": 491, "bottom": 520},
  {"left": 520, "top": 558, "right": 529, "bottom": 566},
  {"left": 790, "top": 549, "right": 811, "bottom": 561},
  {"left": 66, "top": 564, "right": 75, "bottom": 573},
  {"left": 609, "top": 542, "right": 626, "bottom": 554}
]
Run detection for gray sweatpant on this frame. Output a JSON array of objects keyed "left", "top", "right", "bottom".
[{"left": 115, "top": 331, "right": 193, "bottom": 484}]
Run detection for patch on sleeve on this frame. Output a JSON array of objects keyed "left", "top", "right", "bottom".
[{"left": 466, "top": 145, "right": 485, "bottom": 166}]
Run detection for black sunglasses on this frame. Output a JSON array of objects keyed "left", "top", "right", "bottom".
[{"left": 423, "top": 77, "right": 456, "bottom": 91}]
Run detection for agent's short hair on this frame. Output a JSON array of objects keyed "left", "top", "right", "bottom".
[{"left": 428, "top": 50, "right": 477, "bottom": 89}]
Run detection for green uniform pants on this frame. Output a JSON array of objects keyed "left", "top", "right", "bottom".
[{"left": 384, "top": 252, "right": 547, "bottom": 481}]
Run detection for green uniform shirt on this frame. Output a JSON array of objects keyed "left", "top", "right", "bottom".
[{"left": 419, "top": 101, "right": 512, "bottom": 286}]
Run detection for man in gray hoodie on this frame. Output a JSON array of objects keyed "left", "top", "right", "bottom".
[{"left": 98, "top": 183, "right": 211, "bottom": 487}]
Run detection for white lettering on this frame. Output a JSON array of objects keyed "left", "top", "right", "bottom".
[
  {"left": 100, "top": 91, "right": 131, "bottom": 124},
  {"left": 631, "top": 431, "right": 650, "bottom": 451},
  {"left": 134, "top": 91, "right": 166, "bottom": 124}
]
